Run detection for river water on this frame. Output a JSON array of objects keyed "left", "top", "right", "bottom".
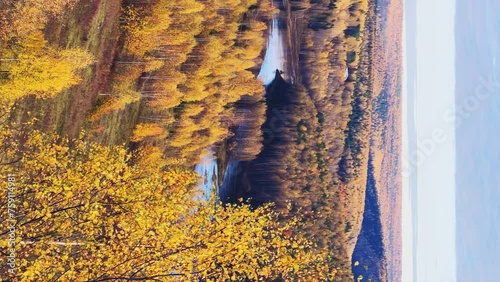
[{"left": 195, "top": 7, "right": 288, "bottom": 201}]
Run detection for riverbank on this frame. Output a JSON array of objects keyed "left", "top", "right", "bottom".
[{"left": 213, "top": 0, "right": 300, "bottom": 201}]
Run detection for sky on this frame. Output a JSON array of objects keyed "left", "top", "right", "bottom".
[
  {"left": 402, "top": 0, "right": 457, "bottom": 281},
  {"left": 454, "top": 0, "right": 500, "bottom": 280}
]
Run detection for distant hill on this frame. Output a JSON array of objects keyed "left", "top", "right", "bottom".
[{"left": 368, "top": 0, "right": 404, "bottom": 280}]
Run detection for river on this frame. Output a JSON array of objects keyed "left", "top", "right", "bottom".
[{"left": 195, "top": 3, "right": 290, "bottom": 201}]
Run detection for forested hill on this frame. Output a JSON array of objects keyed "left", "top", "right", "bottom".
[
  {"left": 291, "top": 0, "right": 381, "bottom": 257},
  {"left": 233, "top": 0, "right": 380, "bottom": 279},
  {"left": 369, "top": 0, "right": 404, "bottom": 279},
  {"left": 237, "top": 70, "right": 352, "bottom": 279},
  {"left": 352, "top": 156, "right": 387, "bottom": 281}
]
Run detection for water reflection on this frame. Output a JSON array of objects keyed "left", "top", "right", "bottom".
[{"left": 195, "top": 10, "right": 286, "bottom": 201}]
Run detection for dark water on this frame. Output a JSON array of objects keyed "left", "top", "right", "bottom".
[
  {"left": 196, "top": 4, "right": 289, "bottom": 202},
  {"left": 455, "top": 0, "right": 500, "bottom": 280}
]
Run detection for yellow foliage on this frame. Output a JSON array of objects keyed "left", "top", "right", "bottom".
[
  {"left": 0, "top": 122, "right": 335, "bottom": 281},
  {"left": 131, "top": 123, "right": 165, "bottom": 142},
  {"left": 89, "top": 88, "right": 140, "bottom": 122},
  {"left": 0, "top": 47, "right": 93, "bottom": 102},
  {"left": 102, "top": 0, "right": 270, "bottom": 162},
  {"left": 9, "top": 0, "right": 78, "bottom": 38}
]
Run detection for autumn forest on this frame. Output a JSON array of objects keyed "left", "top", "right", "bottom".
[{"left": 0, "top": 0, "right": 402, "bottom": 281}]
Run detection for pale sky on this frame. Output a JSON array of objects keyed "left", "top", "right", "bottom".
[
  {"left": 402, "top": 13, "right": 412, "bottom": 280},
  {"left": 402, "top": 0, "right": 457, "bottom": 281}
]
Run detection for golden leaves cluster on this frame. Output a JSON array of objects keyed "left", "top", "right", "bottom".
[
  {"left": 0, "top": 117, "right": 335, "bottom": 281},
  {"left": 100, "top": 0, "right": 275, "bottom": 164}
]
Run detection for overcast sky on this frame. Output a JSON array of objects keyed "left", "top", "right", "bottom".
[
  {"left": 402, "top": 0, "right": 457, "bottom": 281},
  {"left": 454, "top": 0, "right": 500, "bottom": 280}
]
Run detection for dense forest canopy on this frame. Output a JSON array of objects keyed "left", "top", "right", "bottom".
[
  {"left": 217, "top": 0, "right": 384, "bottom": 279},
  {"left": 0, "top": 0, "right": 402, "bottom": 280},
  {"left": 0, "top": 105, "right": 337, "bottom": 280}
]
